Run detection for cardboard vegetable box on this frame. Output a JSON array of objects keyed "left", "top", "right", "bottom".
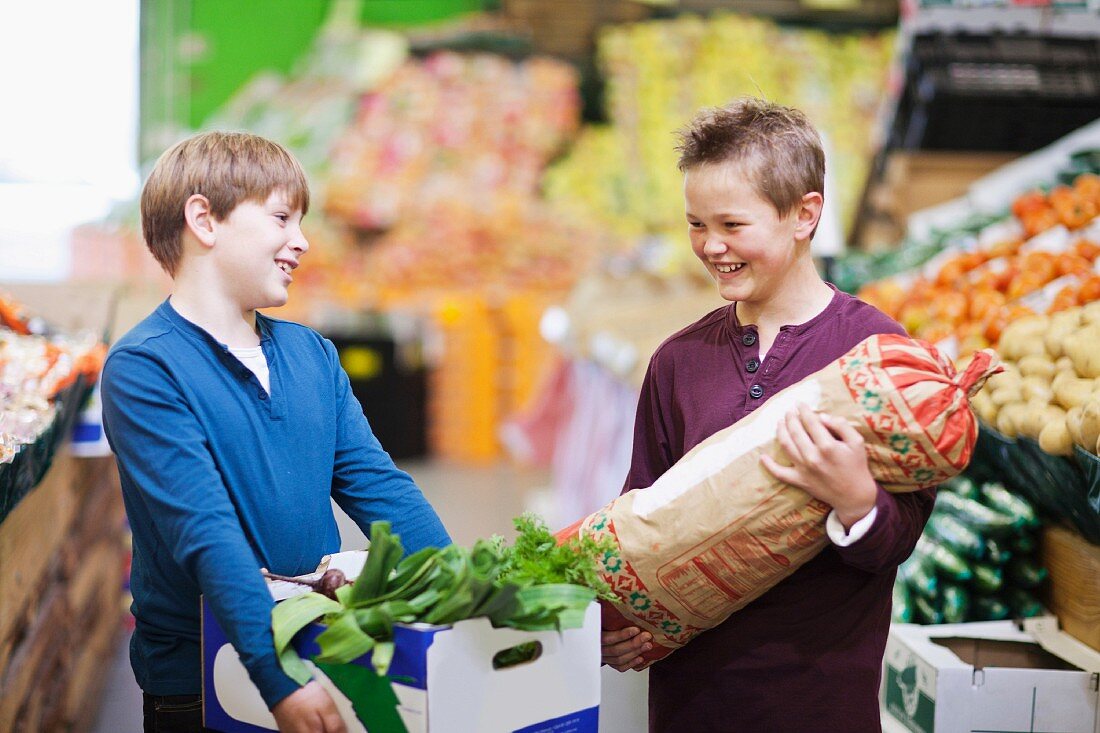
[
  {"left": 880, "top": 616, "right": 1100, "bottom": 733},
  {"left": 201, "top": 552, "right": 601, "bottom": 733}
]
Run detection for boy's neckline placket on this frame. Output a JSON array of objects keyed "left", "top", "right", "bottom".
[{"left": 257, "top": 316, "right": 286, "bottom": 420}]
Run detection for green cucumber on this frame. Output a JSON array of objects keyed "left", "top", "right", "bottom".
[
  {"left": 971, "top": 562, "right": 1004, "bottom": 594},
  {"left": 951, "top": 475, "right": 982, "bottom": 501},
  {"left": 912, "top": 591, "right": 944, "bottom": 625},
  {"left": 892, "top": 580, "right": 914, "bottom": 623},
  {"left": 899, "top": 555, "right": 938, "bottom": 598},
  {"left": 1011, "top": 533, "right": 1037, "bottom": 555},
  {"left": 979, "top": 483, "right": 1040, "bottom": 529},
  {"left": 971, "top": 595, "right": 1011, "bottom": 621},
  {"left": 915, "top": 535, "right": 972, "bottom": 581},
  {"left": 926, "top": 513, "right": 986, "bottom": 559},
  {"left": 1005, "top": 588, "right": 1045, "bottom": 618},
  {"left": 941, "top": 584, "right": 971, "bottom": 624},
  {"left": 1008, "top": 558, "right": 1049, "bottom": 589},
  {"left": 983, "top": 537, "right": 1012, "bottom": 565},
  {"left": 935, "top": 491, "right": 1019, "bottom": 535}
]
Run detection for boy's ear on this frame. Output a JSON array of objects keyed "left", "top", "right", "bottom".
[
  {"left": 794, "top": 192, "right": 823, "bottom": 241},
  {"left": 183, "top": 194, "right": 217, "bottom": 248}
]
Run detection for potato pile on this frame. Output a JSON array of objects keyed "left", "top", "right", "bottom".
[{"left": 970, "top": 301, "right": 1100, "bottom": 456}]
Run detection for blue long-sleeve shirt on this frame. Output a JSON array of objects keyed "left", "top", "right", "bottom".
[{"left": 101, "top": 300, "right": 450, "bottom": 708}]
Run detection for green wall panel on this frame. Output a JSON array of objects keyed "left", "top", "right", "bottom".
[{"left": 187, "top": 1, "right": 330, "bottom": 128}]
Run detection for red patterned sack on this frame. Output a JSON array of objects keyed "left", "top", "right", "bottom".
[{"left": 557, "top": 334, "right": 1000, "bottom": 668}]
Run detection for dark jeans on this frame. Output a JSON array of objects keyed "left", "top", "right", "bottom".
[{"left": 142, "top": 693, "right": 213, "bottom": 733}]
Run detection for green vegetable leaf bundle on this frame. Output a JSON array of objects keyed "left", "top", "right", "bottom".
[{"left": 272, "top": 514, "right": 617, "bottom": 685}]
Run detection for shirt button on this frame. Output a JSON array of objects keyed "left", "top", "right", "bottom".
[
  {"left": 742, "top": 332, "right": 757, "bottom": 346},
  {"left": 749, "top": 384, "right": 764, "bottom": 399},
  {"left": 746, "top": 358, "right": 760, "bottom": 373},
  {"left": 258, "top": 392, "right": 268, "bottom": 400}
]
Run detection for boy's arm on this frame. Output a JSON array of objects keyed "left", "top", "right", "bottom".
[
  {"left": 619, "top": 356, "right": 675, "bottom": 495},
  {"left": 604, "top": 357, "right": 668, "bottom": 671},
  {"left": 101, "top": 349, "right": 301, "bottom": 708},
  {"left": 325, "top": 342, "right": 451, "bottom": 553}
]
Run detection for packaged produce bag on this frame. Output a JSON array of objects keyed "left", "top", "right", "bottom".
[{"left": 557, "top": 334, "right": 1000, "bottom": 667}]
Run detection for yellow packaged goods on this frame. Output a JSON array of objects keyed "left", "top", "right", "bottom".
[{"left": 557, "top": 334, "right": 1000, "bottom": 667}]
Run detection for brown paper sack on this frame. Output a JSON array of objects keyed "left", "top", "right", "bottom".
[{"left": 557, "top": 334, "right": 1001, "bottom": 667}]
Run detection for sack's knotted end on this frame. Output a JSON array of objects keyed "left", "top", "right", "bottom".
[{"left": 957, "top": 348, "right": 1004, "bottom": 398}]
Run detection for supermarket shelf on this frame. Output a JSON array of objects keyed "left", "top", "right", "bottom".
[
  {"left": 904, "top": 5, "right": 1100, "bottom": 38},
  {"left": 674, "top": 0, "right": 899, "bottom": 27}
]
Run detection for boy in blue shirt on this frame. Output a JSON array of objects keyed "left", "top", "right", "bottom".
[{"left": 102, "top": 131, "right": 451, "bottom": 733}]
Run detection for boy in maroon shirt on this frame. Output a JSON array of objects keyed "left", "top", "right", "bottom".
[{"left": 601, "top": 98, "right": 934, "bottom": 732}]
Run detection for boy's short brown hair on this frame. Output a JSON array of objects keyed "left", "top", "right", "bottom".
[
  {"left": 140, "top": 131, "right": 310, "bottom": 276},
  {"left": 676, "top": 97, "right": 825, "bottom": 219}
]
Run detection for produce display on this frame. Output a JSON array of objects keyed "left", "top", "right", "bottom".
[
  {"left": 272, "top": 515, "right": 613, "bottom": 687},
  {"left": 831, "top": 211, "right": 1003, "bottom": 295},
  {"left": 848, "top": 148, "right": 1100, "bottom": 548},
  {"left": 0, "top": 295, "right": 104, "bottom": 465},
  {"left": 0, "top": 295, "right": 33, "bottom": 335},
  {"left": 959, "top": 301, "right": 1100, "bottom": 544},
  {"left": 0, "top": 292, "right": 105, "bottom": 522},
  {"left": 894, "top": 475, "right": 1046, "bottom": 625},
  {"left": 970, "top": 302, "right": 1100, "bottom": 456},
  {"left": 858, "top": 173, "right": 1100, "bottom": 355},
  {"left": 558, "top": 335, "right": 999, "bottom": 667},
  {"left": 325, "top": 198, "right": 608, "bottom": 308},
  {"left": 319, "top": 50, "right": 600, "bottom": 303},
  {"left": 543, "top": 13, "right": 896, "bottom": 265},
  {"left": 326, "top": 51, "right": 580, "bottom": 230}
]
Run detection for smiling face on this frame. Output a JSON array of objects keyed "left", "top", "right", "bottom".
[
  {"left": 684, "top": 161, "right": 818, "bottom": 308},
  {"left": 211, "top": 190, "right": 309, "bottom": 311}
]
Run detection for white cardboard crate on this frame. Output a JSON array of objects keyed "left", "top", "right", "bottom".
[
  {"left": 201, "top": 552, "right": 601, "bottom": 733},
  {"left": 880, "top": 617, "right": 1100, "bottom": 733}
]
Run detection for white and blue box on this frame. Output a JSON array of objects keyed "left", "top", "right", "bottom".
[{"left": 202, "top": 552, "right": 601, "bottom": 733}]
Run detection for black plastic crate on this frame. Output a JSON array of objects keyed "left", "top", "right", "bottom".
[{"left": 892, "top": 31, "right": 1100, "bottom": 152}]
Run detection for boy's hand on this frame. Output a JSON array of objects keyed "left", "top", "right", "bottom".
[
  {"left": 760, "top": 404, "right": 877, "bottom": 530},
  {"left": 602, "top": 627, "right": 652, "bottom": 672},
  {"left": 271, "top": 681, "right": 347, "bottom": 733}
]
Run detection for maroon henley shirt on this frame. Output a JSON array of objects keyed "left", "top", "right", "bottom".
[{"left": 623, "top": 285, "right": 935, "bottom": 732}]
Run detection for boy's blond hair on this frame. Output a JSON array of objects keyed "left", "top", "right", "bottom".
[
  {"left": 676, "top": 98, "right": 825, "bottom": 221},
  {"left": 140, "top": 131, "right": 310, "bottom": 276}
]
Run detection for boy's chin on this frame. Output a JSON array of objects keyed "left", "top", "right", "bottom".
[
  {"left": 715, "top": 282, "right": 744, "bottom": 302},
  {"left": 254, "top": 292, "right": 290, "bottom": 310}
]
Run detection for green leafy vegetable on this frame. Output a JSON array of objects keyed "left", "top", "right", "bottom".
[
  {"left": 271, "top": 592, "right": 343, "bottom": 685},
  {"left": 350, "top": 522, "right": 404, "bottom": 606},
  {"left": 314, "top": 610, "right": 378, "bottom": 665},
  {"left": 271, "top": 514, "right": 618, "bottom": 687},
  {"left": 498, "top": 513, "right": 617, "bottom": 602},
  {"left": 278, "top": 645, "right": 314, "bottom": 687},
  {"left": 315, "top": 661, "right": 407, "bottom": 733}
]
